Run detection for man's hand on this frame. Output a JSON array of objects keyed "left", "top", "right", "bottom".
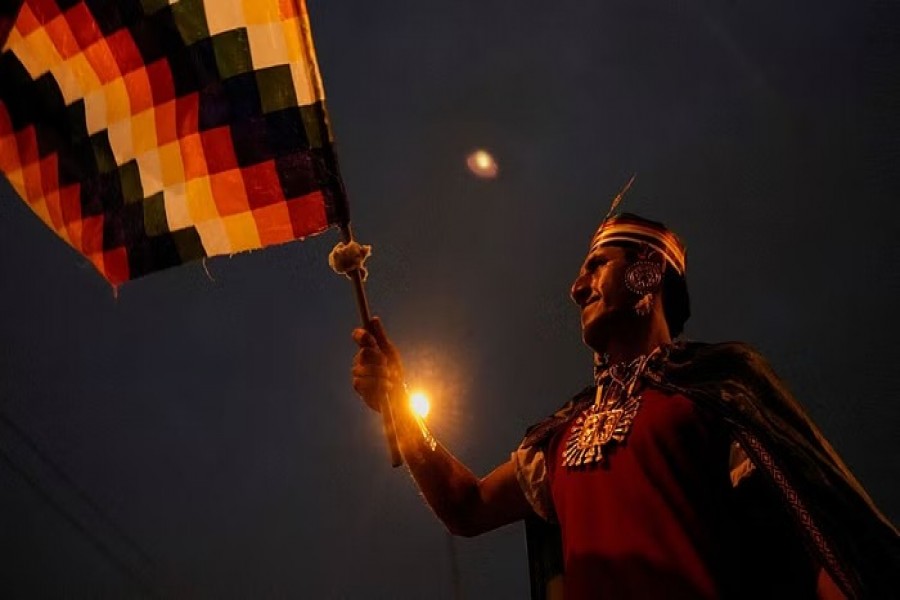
[
  {"left": 352, "top": 317, "right": 533, "bottom": 534},
  {"left": 351, "top": 317, "right": 404, "bottom": 411}
]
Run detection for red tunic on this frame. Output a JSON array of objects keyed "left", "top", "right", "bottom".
[{"left": 546, "top": 387, "right": 816, "bottom": 599}]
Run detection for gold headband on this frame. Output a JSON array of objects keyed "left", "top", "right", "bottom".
[{"left": 591, "top": 215, "right": 687, "bottom": 276}]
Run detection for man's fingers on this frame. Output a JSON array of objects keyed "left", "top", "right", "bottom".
[
  {"left": 355, "top": 347, "right": 387, "bottom": 367},
  {"left": 352, "top": 376, "right": 391, "bottom": 411},
  {"left": 368, "top": 317, "right": 392, "bottom": 350},
  {"left": 351, "top": 375, "right": 391, "bottom": 393},
  {"left": 351, "top": 316, "right": 402, "bottom": 414},
  {"left": 368, "top": 316, "right": 387, "bottom": 340},
  {"left": 352, "top": 327, "right": 377, "bottom": 348},
  {"left": 367, "top": 317, "right": 397, "bottom": 358},
  {"left": 352, "top": 363, "right": 391, "bottom": 378}
]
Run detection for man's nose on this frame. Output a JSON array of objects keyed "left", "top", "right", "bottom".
[{"left": 570, "top": 273, "right": 591, "bottom": 306}]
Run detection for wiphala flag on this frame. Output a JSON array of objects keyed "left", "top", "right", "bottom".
[{"left": 0, "top": 0, "right": 348, "bottom": 285}]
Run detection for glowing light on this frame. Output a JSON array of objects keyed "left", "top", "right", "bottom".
[
  {"left": 410, "top": 391, "right": 431, "bottom": 419},
  {"left": 466, "top": 149, "right": 499, "bottom": 179}
]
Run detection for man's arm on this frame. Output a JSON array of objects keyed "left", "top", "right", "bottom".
[
  {"left": 392, "top": 399, "right": 532, "bottom": 536},
  {"left": 352, "top": 318, "right": 533, "bottom": 537}
]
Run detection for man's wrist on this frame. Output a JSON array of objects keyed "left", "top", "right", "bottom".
[{"left": 394, "top": 383, "right": 438, "bottom": 460}]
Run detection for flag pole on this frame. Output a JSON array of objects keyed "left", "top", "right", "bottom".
[
  {"left": 295, "top": 0, "right": 401, "bottom": 467},
  {"left": 338, "top": 223, "right": 403, "bottom": 468}
]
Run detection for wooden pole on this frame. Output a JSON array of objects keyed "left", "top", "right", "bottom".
[{"left": 338, "top": 223, "right": 403, "bottom": 467}]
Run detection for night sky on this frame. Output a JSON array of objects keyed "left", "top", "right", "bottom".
[{"left": 1, "top": 0, "right": 898, "bottom": 597}]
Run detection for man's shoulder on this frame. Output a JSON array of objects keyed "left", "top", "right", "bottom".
[
  {"left": 670, "top": 339, "right": 763, "bottom": 362},
  {"left": 659, "top": 339, "right": 786, "bottom": 398},
  {"left": 667, "top": 339, "right": 772, "bottom": 375}
]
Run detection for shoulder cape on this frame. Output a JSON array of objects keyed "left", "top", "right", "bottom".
[{"left": 522, "top": 341, "right": 899, "bottom": 600}]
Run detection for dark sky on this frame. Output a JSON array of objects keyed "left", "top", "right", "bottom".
[{"left": 1, "top": 0, "right": 898, "bottom": 597}]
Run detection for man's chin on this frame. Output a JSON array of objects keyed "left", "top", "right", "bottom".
[{"left": 581, "top": 321, "right": 608, "bottom": 352}]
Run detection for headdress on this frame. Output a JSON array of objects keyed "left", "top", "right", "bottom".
[{"left": 590, "top": 177, "right": 687, "bottom": 276}]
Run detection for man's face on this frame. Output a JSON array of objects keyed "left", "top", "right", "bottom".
[{"left": 570, "top": 244, "right": 634, "bottom": 347}]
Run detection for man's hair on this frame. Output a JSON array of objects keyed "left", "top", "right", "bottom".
[{"left": 661, "top": 264, "right": 690, "bottom": 338}]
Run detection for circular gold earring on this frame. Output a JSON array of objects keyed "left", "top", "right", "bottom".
[
  {"left": 625, "top": 247, "right": 664, "bottom": 316},
  {"left": 625, "top": 249, "right": 663, "bottom": 296}
]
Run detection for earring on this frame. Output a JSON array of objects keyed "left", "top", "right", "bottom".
[
  {"left": 625, "top": 247, "right": 663, "bottom": 317},
  {"left": 624, "top": 258, "right": 663, "bottom": 296},
  {"left": 634, "top": 293, "right": 654, "bottom": 316}
]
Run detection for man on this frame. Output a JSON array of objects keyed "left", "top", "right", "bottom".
[{"left": 351, "top": 211, "right": 898, "bottom": 599}]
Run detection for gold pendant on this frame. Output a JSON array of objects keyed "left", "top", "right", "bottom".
[{"left": 562, "top": 396, "right": 641, "bottom": 468}]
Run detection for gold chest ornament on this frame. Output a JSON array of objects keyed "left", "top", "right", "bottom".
[{"left": 562, "top": 354, "right": 649, "bottom": 468}]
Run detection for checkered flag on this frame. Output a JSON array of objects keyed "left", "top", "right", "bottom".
[{"left": 1, "top": 0, "right": 347, "bottom": 285}]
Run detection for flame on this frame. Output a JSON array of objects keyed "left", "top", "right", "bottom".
[{"left": 409, "top": 391, "right": 431, "bottom": 419}]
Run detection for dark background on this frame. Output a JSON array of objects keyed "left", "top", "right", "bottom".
[{"left": 1, "top": 0, "right": 898, "bottom": 597}]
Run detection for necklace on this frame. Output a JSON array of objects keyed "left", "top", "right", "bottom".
[{"left": 561, "top": 354, "right": 649, "bottom": 468}]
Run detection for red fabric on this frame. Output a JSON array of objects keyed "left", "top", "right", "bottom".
[{"left": 547, "top": 387, "right": 814, "bottom": 599}]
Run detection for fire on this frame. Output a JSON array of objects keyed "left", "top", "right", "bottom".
[{"left": 409, "top": 391, "right": 431, "bottom": 419}]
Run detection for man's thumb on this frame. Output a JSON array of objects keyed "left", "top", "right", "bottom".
[{"left": 367, "top": 317, "right": 395, "bottom": 356}]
